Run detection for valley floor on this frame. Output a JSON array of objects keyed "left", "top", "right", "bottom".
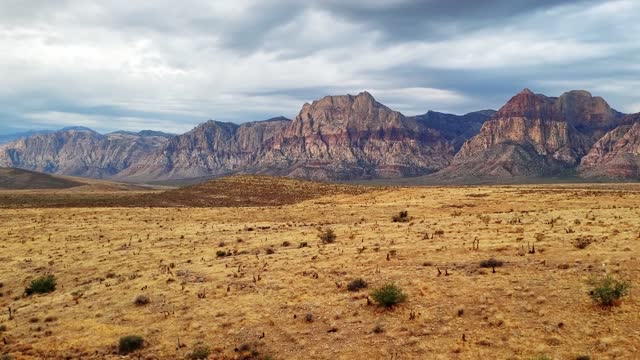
[{"left": 0, "top": 183, "right": 639, "bottom": 359}]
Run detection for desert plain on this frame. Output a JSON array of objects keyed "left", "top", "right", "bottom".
[{"left": 0, "top": 177, "right": 638, "bottom": 359}]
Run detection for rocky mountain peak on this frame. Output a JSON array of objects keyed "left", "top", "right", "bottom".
[
  {"left": 495, "top": 88, "right": 554, "bottom": 120},
  {"left": 555, "top": 90, "right": 620, "bottom": 130}
]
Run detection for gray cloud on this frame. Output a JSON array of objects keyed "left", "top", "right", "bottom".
[{"left": 0, "top": 0, "right": 637, "bottom": 134}]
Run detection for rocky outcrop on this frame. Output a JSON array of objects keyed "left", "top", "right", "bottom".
[
  {"left": 579, "top": 114, "right": 640, "bottom": 178},
  {"left": 439, "top": 89, "right": 624, "bottom": 179},
  {"left": 0, "top": 128, "right": 171, "bottom": 178}
]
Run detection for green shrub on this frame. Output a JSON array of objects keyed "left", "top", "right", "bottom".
[
  {"left": 392, "top": 210, "right": 409, "bottom": 223},
  {"left": 118, "top": 335, "right": 144, "bottom": 354},
  {"left": 347, "top": 278, "right": 368, "bottom": 292},
  {"left": 25, "top": 275, "right": 56, "bottom": 295},
  {"left": 189, "top": 345, "right": 211, "bottom": 360},
  {"left": 318, "top": 228, "right": 336, "bottom": 244},
  {"left": 371, "top": 284, "right": 407, "bottom": 308},
  {"left": 588, "top": 275, "right": 630, "bottom": 306}
]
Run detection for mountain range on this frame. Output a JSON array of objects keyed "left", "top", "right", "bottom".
[{"left": 1, "top": 89, "right": 639, "bottom": 183}]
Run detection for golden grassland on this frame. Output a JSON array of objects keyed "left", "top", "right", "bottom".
[{"left": 0, "top": 182, "right": 639, "bottom": 359}]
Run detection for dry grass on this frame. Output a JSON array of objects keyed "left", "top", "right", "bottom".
[{"left": 0, "top": 180, "right": 639, "bottom": 359}]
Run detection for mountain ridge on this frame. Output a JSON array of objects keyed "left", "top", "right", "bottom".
[{"left": 1, "top": 89, "right": 639, "bottom": 183}]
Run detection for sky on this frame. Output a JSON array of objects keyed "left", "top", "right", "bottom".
[{"left": 0, "top": 0, "right": 638, "bottom": 134}]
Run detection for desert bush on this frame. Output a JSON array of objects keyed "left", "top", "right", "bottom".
[
  {"left": 216, "top": 250, "right": 227, "bottom": 258},
  {"left": 371, "top": 284, "right": 407, "bottom": 308},
  {"left": 479, "top": 258, "right": 504, "bottom": 268},
  {"left": 265, "top": 247, "right": 275, "bottom": 255},
  {"left": 392, "top": 211, "right": 409, "bottom": 223},
  {"left": 134, "top": 294, "right": 150, "bottom": 306},
  {"left": 373, "top": 324, "right": 385, "bottom": 333},
  {"left": 347, "top": 278, "right": 368, "bottom": 292},
  {"left": 118, "top": 335, "right": 144, "bottom": 354},
  {"left": 478, "top": 214, "right": 491, "bottom": 225},
  {"left": 574, "top": 236, "right": 593, "bottom": 249},
  {"left": 188, "top": 345, "right": 211, "bottom": 360},
  {"left": 25, "top": 275, "right": 56, "bottom": 295},
  {"left": 281, "top": 241, "right": 291, "bottom": 247},
  {"left": 0, "top": 324, "right": 6, "bottom": 332},
  {"left": 0, "top": 355, "right": 14, "bottom": 360},
  {"left": 299, "top": 241, "right": 308, "bottom": 248},
  {"left": 318, "top": 228, "right": 336, "bottom": 244},
  {"left": 588, "top": 275, "right": 630, "bottom": 306}
]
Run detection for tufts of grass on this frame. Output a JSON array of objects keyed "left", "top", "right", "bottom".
[
  {"left": 25, "top": 275, "right": 56, "bottom": 295},
  {"left": 588, "top": 274, "right": 630, "bottom": 307},
  {"left": 318, "top": 228, "right": 337, "bottom": 244},
  {"left": 371, "top": 283, "right": 407, "bottom": 308},
  {"left": 118, "top": 335, "right": 144, "bottom": 355},
  {"left": 346, "top": 278, "right": 368, "bottom": 292}
]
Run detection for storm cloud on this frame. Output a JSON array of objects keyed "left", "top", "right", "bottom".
[{"left": 0, "top": 0, "right": 637, "bottom": 134}]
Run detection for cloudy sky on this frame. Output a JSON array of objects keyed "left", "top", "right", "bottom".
[{"left": 0, "top": 0, "right": 638, "bottom": 134}]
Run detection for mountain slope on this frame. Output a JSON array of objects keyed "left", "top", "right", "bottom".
[
  {"left": 257, "top": 91, "right": 456, "bottom": 179},
  {"left": 0, "top": 167, "right": 83, "bottom": 189},
  {"left": 437, "top": 89, "right": 625, "bottom": 179},
  {"left": 0, "top": 128, "right": 171, "bottom": 178},
  {"left": 579, "top": 113, "right": 640, "bottom": 179},
  {"left": 118, "top": 117, "right": 291, "bottom": 181}
]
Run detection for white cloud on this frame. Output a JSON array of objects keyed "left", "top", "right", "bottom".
[{"left": 0, "top": 0, "right": 638, "bottom": 133}]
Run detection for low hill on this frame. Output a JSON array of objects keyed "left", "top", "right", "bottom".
[
  {"left": 138, "top": 175, "right": 371, "bottom": 207},
  {"left": 0, "top": 175, "right": 371, "bottom": 208},
  {"left": 0, "top": 167, "right": 83, "bottom": 189}
]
